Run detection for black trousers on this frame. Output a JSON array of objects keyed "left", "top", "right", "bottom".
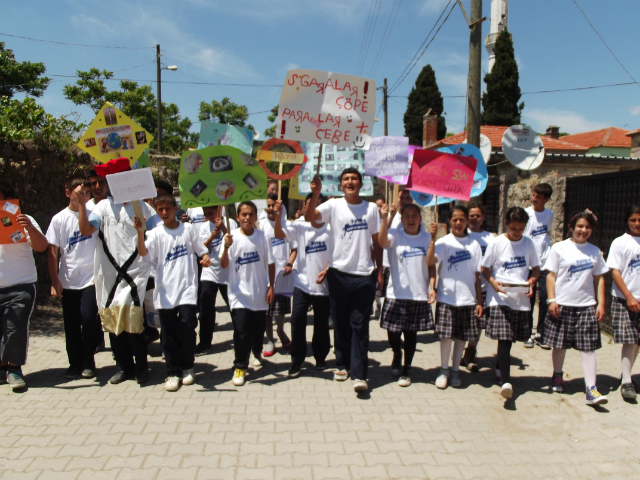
[
  {"left": 231, "top": 308, "right": 266, "bottom": 369},
  {"left": 198, "top": 281, "right": 229, "bottom": 347},
  {"left": 388, "top": 330, "right": 418, "bottom": 368},
  {"left": 0, "top": 283, "right": 36, "bottom": 366},
  {"left": 327, "top": 269, "right": 376, "bottom": 381},
  {"left": 290, "top": 288, "right": 331, "bottom": 370},
  {"left": 61, "top": 285, "right": 100, "bottom": 370},
  {"left": 158, "top": 305, "right": 198, "bottom": 376},
  {"left": 109, "top": 331, "right": 148, "bottom": 377}
]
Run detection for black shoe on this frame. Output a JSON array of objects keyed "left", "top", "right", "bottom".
[
  {"left": 621, "top": 382, "right": 637, "bottom": 400},
  {"left": 65, "top": 366, "right": 82, "bottom": 379},
  {"left": 143, "top": 328, "right": 160, "bottom": 345},
  {"left": 95, "top": 340, "right": 105, "bottom": 354},
  {"left": 391, "top": 352, "right": 402, "bottom": 376},
  {"left": 315, "top": 360, "right": 327, "bottom": 371},
  {"left": 136, "top": 369, "right": 150, "bottom": 384},
  {"left": 288, "top": 366, "right": 302, "bottom": 378},
  {"left": 82, "top": 368, "right": 96, "bottom": 379},
  {"left": 195, "top": 343, "right": 212, "bottom": 354},
  {"left": 109, "top": 371, "right": 133, "bottom": 384}
]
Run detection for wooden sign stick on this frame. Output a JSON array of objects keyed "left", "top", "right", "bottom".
[
  {"left": 392, "top": 184, "right": 400, "bottom": 208},
  {"left": 225, "top": 204, "right": 231, "bottom": 234},
  {"left": 278, "top": 162, "right": 283, "bottom": 200},
  {"left": 316, "top": 144, "right": 324, "bottom": 176},
  {"left": 434, "top": 195, "right": 439, "bottom": 225},
  {"left": 131, "top": 200, "right": 146, "bottom": 232}
]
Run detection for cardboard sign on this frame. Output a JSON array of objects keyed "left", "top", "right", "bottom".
[
  {"left": 256, "top": 150, "right": 305, "bottom": 164},
  {"left": 277, "top": 69, "right": 376, "bottom": 150},
  {"left": 379, "top": 145, "right": 418, "bottom": 185},
  {"left": 296, "top": 142, "right": 374, "bottom": 197},
  {"left": 407, "top": 149, "right": 477, "bottom": 201},
  {"left": 179, "top": 145, "right": 268, "bottom": 208},
  {"left": 106, "top": 168, "right": 157, "bottom": 204},
  {"left": 77, "top": 102, "right": 153, "bottom": 166},
  {"left": 0, "top": 200, "right": 27, "bottom": 245},
  {"left": 364, "top": 136, "right": 409, "bottom": 178},
  {"left": 198, "top": 121, "right": 254, "bottom": 154}
]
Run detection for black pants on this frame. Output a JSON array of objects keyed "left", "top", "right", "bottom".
[
  {"left": 327, "top": 269, "right": 376, "bottom": 381},
  {"left": 529, "top": 270, "right": 549, "bottom": 338},
  {"left": 496, "top": 340, "right": 513, "bottom": 384},
  {"left": 388, "top": 330, "right": 418, "bottom": 368},
  {"left": 61, "top": 285, "right": 100, "bottom": 370},
  {"left": 0, "top": 283, "right": 36, "bottom": 366},
  {"left": 158, "top": 305, "right": 198, "bottom": 376},
  {"left": 290, "top": 288, "right": 331, "bottom": 370},
  {"left": 198, "top": 281, "right": 229, "bottom": 347},
  {"left": 109, "top": 331, "right": 148, "bottom": 377},
  {"left": 231, "top": 308, "right": 266, "bottom": 370}
]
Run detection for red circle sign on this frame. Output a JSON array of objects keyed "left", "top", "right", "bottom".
[{"left": 257, "top": 138, "right": 307, "bottom": 181}]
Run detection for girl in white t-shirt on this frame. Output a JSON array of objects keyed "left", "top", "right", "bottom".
[
  {"left": 428, "top": 206, "right": 484, "bottom": 390},
  {"left": 606, "top": 205, "right": 640, "bottom": 401},
  {"left": 544, "top": 210, "right": 609, "bottom": 406},
  {"left": 482, "top": 207, "right": 540, "bottom": 400},
  {"left": 378, "top": 203, "right": 436, "bottom": 387}
]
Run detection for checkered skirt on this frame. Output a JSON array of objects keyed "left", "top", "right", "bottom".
[
  {"left": 486, "top": 306, "right": 532, "bottom": 342},
  {"left": 376, "top": 267, "right": 391, "bottom": 298},
  {"left": 543, "top": 305, "right": 601, "bottom": 351},
  {"left": 435, "top": 302, "right": 480, "bottom": 342},
  {"left": 380, "top": 298, "right": 434, "bottom": 333},
  {"left": 267, "top": 294, "right": 291, "bottom": 317},
  {"left": 612, "top": 296, "right": 640, "bottom": 345}
]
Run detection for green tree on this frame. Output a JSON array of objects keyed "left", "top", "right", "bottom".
[
  {"left": 198, "top": 97, "right": 254, "bottom": 132},
  {"left": 0, "top": 41, "right": 51, "bottom": 99},
  {"left": 481, "top": 29, "right": 524, "bottom": 126},
  {"left": 264, "top": 105, "right": 278, "bottom": 139},
  {"left": 403, "top": 65, "right": 446, "bottom": 145},
  {"left": 63, "top": 68, "right": 194, "bottom": 154}
]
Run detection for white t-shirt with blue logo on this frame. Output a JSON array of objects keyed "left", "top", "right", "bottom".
[
  {"left": 199, "top": 218, "right": 238, "bottom": 284},
  {"left": 468, "top": 229, "right": 494, "bottom": 292},
  {"left": 524, "top": 207, "right": 554, "bottom": 266},
  {"left": 260, "top": 218, "right": 296, "bottom": 275},
  {"left": 483, "top": 234, "right": 540, "bottom": 310},
  {"left": 545, "top": 239, "right": 608, "bottom": 307},
  {"left": 386, "top": 227, "right": 433, "bottom": 301},
  {"left": 607, "top": 233, "right": 640, "bottom": 299},
  {"left": 186, "top": 207, "right": 205, "bottom": 225},
  {"left": 434, "top": 233, "right": 482, "bottom": 306},
  {"left": 144, "top": 222, "right": 208, "bottom": 309},
  {"left": 282, "top": 221, "right": 332, "bottom": 296},
  {"left": 223, "top": 227, "right": 274, "bottom": 311},
  {"left": 46, "top": 208, "right": 98, "bottom": 290}
]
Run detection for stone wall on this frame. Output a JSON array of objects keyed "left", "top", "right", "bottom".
[{"left": 149, "top": 153, "right": 180, "bottom": 187}]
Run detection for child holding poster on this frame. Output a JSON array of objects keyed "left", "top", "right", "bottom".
[{"left": 0, "top": 182, "right": 48, "bottom": 390}]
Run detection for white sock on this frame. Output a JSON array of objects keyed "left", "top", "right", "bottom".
[
  {"left": 552, "top": 348, "right": 566, "bottom": 374},
  {"left": 621, "top": 344, "right": 639, "bottom": 384},
  {"left": 581, "top": 350, "right": 597, "bottom": 388},
  {"left": 451, "top": 339, "right": 466, "bottom": 371},
  {"left": 375, "top": 298, "right": 381, "bottom": 311},
  {"left": 440, "top": 339, "right": 453, "bottom": 369}
]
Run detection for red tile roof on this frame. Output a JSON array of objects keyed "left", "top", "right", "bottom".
[
  {"left": 625, "top": 128, "right": 640, "bottom": 137},
  {"left": 561, "top": 127, "right": 631, "bottom": 148}
]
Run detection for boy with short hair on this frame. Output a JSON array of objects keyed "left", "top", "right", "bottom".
[
  {"left": 86, "top": 169, "right": 110, "bottom": 211},
  {"left": 134, "top": 194, "right": 211, "bottom": 391},
  {"left": 524, "top": 183, "right": 554, "bottom": 349},
  {"left": 46, "top": 176, "right": 100, "bottom": 379},
  {"left": 220, "top": 201, "right": 275, "bottom": 386}
]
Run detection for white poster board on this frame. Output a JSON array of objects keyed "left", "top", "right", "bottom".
[
  {"left": 277, "top": 69, "right": 376, "bottom": 150},
  {"left": 106, "top": 168, "right": 157, "bottom": 204}
]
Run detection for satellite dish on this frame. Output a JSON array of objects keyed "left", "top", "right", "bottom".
[
  {"left": 253, "top": 130, "right": 260, "bottom": 140},
  {"left": 410, "top": 191, "right": 434, "bottom": 206},
  {"left": 438, "top": 144, "right": 488, "bottom": 197},
  {"left": 502, "top": 125, "right": 544, "bottom": 170},
  {"left": 463, "top": 134, "right": 491, "bottom": 164}
]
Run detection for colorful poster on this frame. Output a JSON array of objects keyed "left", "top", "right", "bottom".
[
  {"left": 77, "top": 102, "right": 153, "bottom": 166},
  {"left": 364, "top": 136, "right": 409, "bottom": 178},
  {"left": 198, "top": 121, "right": 254, "bottom": 155},
  {"left": 379, "top": 145, "right": 418, "bottom": 185},
  {"left": 179, "top": 145, "right": 268, "bottom": 208},
  {"left": 131, "top": 149, "right": 149, "bottom": 170},
  {"left": 296, "top": 142, "right": 374, "bottom": 197},
  {"left": 407, "top": 149, "right": 477, "bottom": 202},
  {"left": 277, "top": 69, "right": 376, "bottom": 150},
  {"left": 0, "top": 200, "right": 27, "bottom": 245}
]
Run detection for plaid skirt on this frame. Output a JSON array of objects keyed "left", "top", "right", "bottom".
[
  {"left": 376, "top": 267, "right": 391, "bottom": 298},
  {"left": 380, "top": 298, "right": 434, "bottom": 333},
  {"left": 435, "top": 302, "right": 480, "bottom": 342},
  {"left": 486, "top": 306, "right": 532, "bottom": 342},
  {"left": 543, "top": 305, "right": 601, "bottom": 351},
  {"left": 267, "top": 294, "right": 291, "bottom": 317},
  {"left": 612, "top": 297, "right": 640, "bottom": 345},
  {"left": 477, "top": 292, "right": 488, "bottom": 330}
]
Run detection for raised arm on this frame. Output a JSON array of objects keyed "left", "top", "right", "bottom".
[
  {"left": 304, "top": 176, "right": 323, "bottom": 223},
  {"left": 75, "top": 186, "right": 97, "bottom": 237},
  {"left": 220, "top": 234, "right": 232, "bottom": 269},
  {"left": 133, "top": 216, "right": 148, "bottom": 257},
  {"left": 377, "top": 203, "right": 391, "bottom": 248},
  {"left": 48, "top": 245, "right": 62, "bottom": 297},
  {"left": 426, "top": 222, "right": 437, "bottom": 266},
  {"left": 274, "top": 200, "right": 287, "bottom": 240}
]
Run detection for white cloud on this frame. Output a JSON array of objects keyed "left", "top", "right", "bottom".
[
  {"left": 523, "top": 108, "right": 609, "bottom": 135},
  {"left": 629, "top": 105, "right": 640, "bottom": 115},
  {"left": 419, "top": 0, "right": 452, "bottom": 15}
]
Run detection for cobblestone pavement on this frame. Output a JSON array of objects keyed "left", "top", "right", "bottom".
[{"left": 2, "top": 301, "right": 640, "bottom": 480}]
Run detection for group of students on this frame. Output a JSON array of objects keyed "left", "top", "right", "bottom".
[{"left": 1, "top": 167, "right": 639, "bottom": 406}]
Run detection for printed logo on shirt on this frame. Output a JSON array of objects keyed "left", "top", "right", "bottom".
[
  {"left": 447, "top": 250, "right": 471, "bottom": 270},
  {"left": 191, "top": 214, "right": 205, "bottom": 224},
  {"left": 209, "top": 235, "right": 223, "bottom": 253},
  {"left": 400, "top": 246, "right": 426, "bottom": 262},
  {"left": 65, "top": 230, "right": 93, "bottom": 253},
  {"left": 503, "top": 256, "right": 527, "bottom": 271},
  {"left": 530, "top": 225, "right": 548, "bottom": 237},
  {"left": 305, "top": 241, "right": 327, "bottom": 255},
  {"left": 480, "top": 245, "right": 487, "bottom": 256},
  {"left": 568, "top": 258, "right": 594, "bottom": 279},
  {"left": 236, "top": 251, "right": 260, "bottom": 271},
  {"left": 629, "top": 255, "right": 640, "bottom": 274},
  {"left": 165, "top": 245, "right": 188, "bottom": 265},
  {"left": 341, "top": 218, "right": 368, "bottom": 239},
  {"left": 271, "top": 237, "right": 285, "bottom": 247}
]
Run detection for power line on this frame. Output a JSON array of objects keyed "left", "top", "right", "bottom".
[
  {"left": 571, "top": 0, "right": 640, "bottom": 91},
  {"left": 354, "top": 0, "right": 376, "bottom": 76},
  {"left": 112, "top": 61, "right": 156, "bottom": 73},
  {"left": 0, "top": 32, "right": 153, "bottom": 50},
  {"left": 50, "top": 74, "right": 280, "bottom": 87},
  {"left": 357, "top": 0, "right": 383, "bottom": 76},
  {"left": 370, "top": 0, "right": 401, "bottom": 78}
]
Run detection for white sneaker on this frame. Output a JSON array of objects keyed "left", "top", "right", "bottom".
[
  {"left": 500, "top": 383, "right": 513, "bottom": 399},
  {"left": 334, "top": 369, "right": 349, "bottom": 382},
  {"left": 182, "top": 368, "right": 195, "bottom": 385},
  {"left": 353, "top": 379, "right": 368, "bottom": 392},
  {"left": 252, "top": 355, "right": 263, "bottom": 367},
  {"left": 398, "top": 376, "right": 411, "bottom": 387},
  {"left": 232, "top": 368, "right": 246, "bottom": 386},
  {"left": 435, "top": 368, "right": 449, "bottom": 389},
  {"left": 165, "top": 376, "right": 180, "bottom": 392}
]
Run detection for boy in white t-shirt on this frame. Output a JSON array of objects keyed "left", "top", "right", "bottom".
[
  {"left": 86, "top": 168, "right": 110, "bottom": 212},
  {"left": 305, "top": 168, "right": 382, "bottom": 393},
  {"left": 135, "top": 194, "right": 211, "bottom": 391},
  {"left": 221, "top": 201, "right": 275, "bottom": 387},
  {"left": 0, "top": 182, "right": 48, "bottom": 390},
  {"left": 46, "top": 175, "right": 100, "bottom": 380}
]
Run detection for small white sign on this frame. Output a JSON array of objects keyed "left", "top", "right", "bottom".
[
  {"left": 2, "top": 201, "right": 19, "bottom": 215},
  {"left": 106, "top": 168, "right": 157, "bottom": 204}
]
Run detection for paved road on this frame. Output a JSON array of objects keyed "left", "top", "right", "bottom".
[{"left": 2, "top": 301, "right": 639, "bottom": 479}]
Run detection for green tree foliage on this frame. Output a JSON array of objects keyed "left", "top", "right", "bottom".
[
  {"left": 403, "top": 65, "right": 446, "bottom": 145},
  {"left": 264, "top": 105, "right": 278, "bottom": 139},
  {"left": 481, "top": 29, "right": 524, "bottom": 126},
  {"left": 63, "top": 68, "right": 194, "bottom": 154},
  {"left": 0, "top": 42, "right": 51, "bottom": 99},
  {"left": 198, "top": 97, "right": 254, "bottom": 133}
]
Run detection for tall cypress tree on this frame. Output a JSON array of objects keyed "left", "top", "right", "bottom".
[
  {"left": 403, "top": 65, "right": 446, "bottom": 144},
  {"left": 481, "top": 29, "right": 524, "bottom": 126}
]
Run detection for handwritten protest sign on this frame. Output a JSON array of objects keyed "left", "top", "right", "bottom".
[
  {"left": 407, "top": 149, "right": 477, "bottom": 201},
  {"left": 179, "top": 145, "right": 268, "bottom": 208},
  {"left": 106, "top": 168, "right": 156, "bottom": 204},
  {"left": 0, "top": 200, "right": 27, "bottom": 245},
  {"left": 199, "top": 121, "right": 254, "bottom": 154},
  {"left": 364, "top": 136, "right": 409, "bottom": 177},
  {"left": 379, "top": 145, "right": 418, "bottom": 185},
  {"left": 277, "top": 69, "right": 376, "bottom": 150},
  {"left": 77, "top": 102, "right": 153, "bottom": 167}
]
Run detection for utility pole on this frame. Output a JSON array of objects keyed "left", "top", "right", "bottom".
[
  {"left": 156, "top": 44, "right": 163, "bottom": 154},
  {"left": 466, "top": 0, "right": 483, "bottom": 148},
  {"left": 383, "top": 78, "right": 388, "bottom": 136}
]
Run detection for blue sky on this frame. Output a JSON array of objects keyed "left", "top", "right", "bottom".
[{"left": 3, "top": 0, "right": 640, "bottom": 142}]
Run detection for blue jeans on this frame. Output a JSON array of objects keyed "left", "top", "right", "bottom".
[{"left": 530, "top": 270, "right": 549, "bottom": 338}]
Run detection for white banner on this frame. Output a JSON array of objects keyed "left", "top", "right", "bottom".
[{"left": 106, "top": 168, "right": 157, "bottom": 204}]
